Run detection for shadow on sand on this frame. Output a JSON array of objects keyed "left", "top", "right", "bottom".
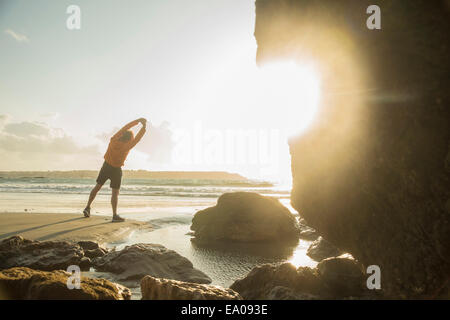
[{"left": 0, "top": 217, "right": 85, "bottom": 240}]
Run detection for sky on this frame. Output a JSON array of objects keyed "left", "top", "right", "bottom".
[{"left": 0, "top": 0, "right": 322, "bottom": 182}]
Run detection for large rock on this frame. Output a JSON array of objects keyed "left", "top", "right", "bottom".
[
  {"left": 230, "top": 258, "right": 366, "bottom": 299},
  {"left": 191, "top": 192, "right": 299, "bottom": 243},
  {"left": 0, "top": 267, "right": 131, "bottom": 300},
  {"left": 0, "top": 236, "right": 87, "bottom": 271},
  {"left": 317, "top": 256, "right": 365, "bottom": 297},
  {"left": 230, "top": 263, "right": 323, "bottom": 300},
  {"left": 140, "top": 275, "right": 242, "bottom": 300},
  {"left": 92, "top": 243, "right": 211, "bottom": 284},
  {"left": 306, "top": 237, "right": 342, "bottom": 262},
  {"left": 255, "top": 0, "right": 450, "bottom": 297}
]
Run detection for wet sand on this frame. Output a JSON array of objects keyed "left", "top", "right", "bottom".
[{"left": 0, "top": 212, "right": 152, "bottom": 244}]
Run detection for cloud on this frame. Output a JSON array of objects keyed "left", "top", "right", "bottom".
[
  {"left": 3, "top": 121, "right": 51, "bottom": 138},
  {"left": 0, "top": 114, "right": 10, "bottom": 125},
  {"left": 98, "top": 121, "right": 175, "bottom": 164},
  {"left": 0, "top": 115, "right": 101, "bottom": 170},
  {"left": 39, "top": 112, "right": 60, "bottom": 121},
  {"left": 137, "top": 121, "right": 175, "bottom": 164},
  {"left": 4, "top": 29, "right": 29, "bottom": 43}
]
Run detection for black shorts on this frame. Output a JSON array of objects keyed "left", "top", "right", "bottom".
[{"left": 96, "top": 161, "right": 122, "bottom": 189}]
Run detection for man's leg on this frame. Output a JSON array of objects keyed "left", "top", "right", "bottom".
[
  {"left": 111, "top": 188, "right": 124, "bottom": 222},
  {"left": 86, "top": 162, "right": 108, "bottom": 217},
  {"left": 111, "top": 188, "right": 119, "bottom": 216},
  {"left": 84, "top": 183, "right": 103, "bottom": 217},
  {"left": 87, "top": 183, "right": 103, "bottom": 208}
]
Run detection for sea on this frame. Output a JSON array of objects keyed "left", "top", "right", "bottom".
[{"left": 0, "top": 176, "right": 316, "bottom": 297}]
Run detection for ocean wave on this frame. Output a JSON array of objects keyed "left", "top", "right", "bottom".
[
  {"left": 0, "top": 177, "right": 274, "bottom": 187},
  {"left": 0, "top": 177, "right": 291, "bottom": 199}
]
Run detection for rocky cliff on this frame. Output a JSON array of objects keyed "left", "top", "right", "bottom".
[{"left": 255, "top": 0, "right": 450, "bottom": 297}]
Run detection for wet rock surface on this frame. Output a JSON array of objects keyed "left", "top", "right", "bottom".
[
  {"left": 92, "top": 243, "right": 212, "bottom": 284},
  {"left": 0, "top": 236, "right": 214, "bottom": 299},
  {"left": 306, "top": 237, "right": 342, "bottom": 262},
  {"left": 0, "top": 236, "right": 87, "bottom": 271}
]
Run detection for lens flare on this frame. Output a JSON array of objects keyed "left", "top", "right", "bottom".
[{"left": 256, "top": 60, "right": 322, "bottom": 136}]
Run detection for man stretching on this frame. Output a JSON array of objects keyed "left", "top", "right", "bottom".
[{"left": 83, "top": 118, "right": 147, "bottom": 222}]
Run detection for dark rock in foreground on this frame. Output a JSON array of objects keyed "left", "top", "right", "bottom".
[
  {"left": 92, "top": 243, "right": 212, "bottom": 284},
  {"left": 230, "top": 257, "right": 366, "bottom": 300},
  {"left": 0, "top": 267, "right": 131, "bottom": 300},
  {"left": 306, "top": 237, "right": 342, "bottom": 262},
  {"left": 317, "top": 256, "right": 365, "bottom": 297},
  {"left": 191, "top": 192, "right": 299, "bottom": 243},
  {"left": 230, "top": 263, "right": 323, "bottom": 300},
  {"left": 0, "top": 236, "right": 87, "bottom": 271},
  {"left": 140, "top": 275, "right": 241, "bottom": 300}
]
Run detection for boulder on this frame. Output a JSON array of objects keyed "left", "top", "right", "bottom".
[
  {"left": 79, "top": 257, "right": 91, "bottom": 271},
  {"left": 77, "top": 241, "right": 108, "bottom": 259},
  {"left": 255, "top": 0, "right": 450, "bottom": 297},
  {"left": 92, "top": 243, "right": 211, "bottom": 284},
  {"left": 191, "top": 192, "right": 299, "bottom": 243},
  {"left": 306, "top": 237, "right": 342, "bottom": 262},
  {"left": 230, "top": 263, "right": 324, "bottom": 299},
  {"left": 0, "top": 236, "right": 86, "bottom": 271},
  {"left": 0, "top": 267, "right": 131, "bottom": 300},
  {"left": 317, "top": 256, "right": 365, "bottom": 297},
  {"left": 230, "top": 259, "right": 367, "bottom": 299},
  {"left": 140, "top": 275, "right": 242, "bottom": 300}
]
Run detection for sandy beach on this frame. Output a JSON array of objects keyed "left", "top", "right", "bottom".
[{"left": 0, "top": 212, "right": 152, "bottom": 244}]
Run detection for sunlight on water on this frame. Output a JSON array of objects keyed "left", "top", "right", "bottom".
[{"left": 288, "top": 245, "right": 317, "bottom": 269}]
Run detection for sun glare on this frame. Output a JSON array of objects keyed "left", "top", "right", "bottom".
[
  {"left": 256, "top": 61, "right": 322, "bottom": 136},
  {"left": 288, "top": 246, "right": 318, "bottom": 269}
]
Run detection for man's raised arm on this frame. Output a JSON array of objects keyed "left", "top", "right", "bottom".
[
  {"left": 111, "top": 119, "right": 141, "bottom": 140},
  {"left": 125, "top": 118, "right": 147, "bottom": 149}
]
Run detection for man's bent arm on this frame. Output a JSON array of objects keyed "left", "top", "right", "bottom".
[{"left": 111, "top": 119, "right": 140, "bottom": 140}]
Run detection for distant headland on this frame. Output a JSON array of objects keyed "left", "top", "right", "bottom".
[{"left": 0, "top": 170, "right": 248, "bottom": 181}]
